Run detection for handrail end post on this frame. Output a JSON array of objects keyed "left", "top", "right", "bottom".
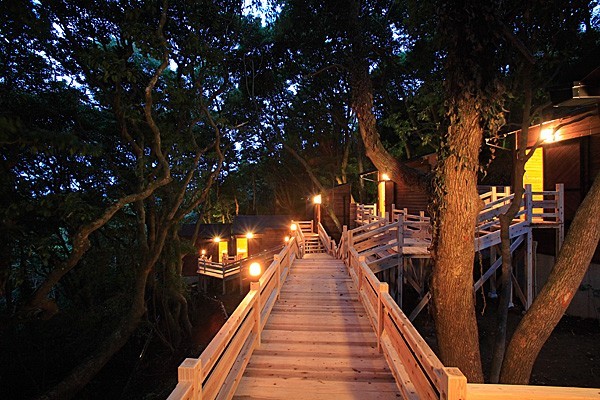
[
  {"left": 177, "top": 358, "right": 202, "bottom": 400},
  {"left": 443, "top": 367, "right": 467, "bottom": 400}
]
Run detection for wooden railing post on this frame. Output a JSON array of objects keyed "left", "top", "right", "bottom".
[
  {"left": 177, "top": 358, "right": 202, "bottom": 400},
  {"left": 358, "top": 256, "right": 365, "bottom": 291},
  {"left": 377, "top": 282, "right": 389, "bottom": 352},
  {"left": 342, "top": 225, "right": 347, "bottom": 259},
  {"left": 443, "top": 367, "right": 467, "bottom": 400},
  {"left": 274, "top": 255, "right": 281, "bottom": 299},
  {"left": 251, "top": 281, "right": 261, "bottom": 347}
]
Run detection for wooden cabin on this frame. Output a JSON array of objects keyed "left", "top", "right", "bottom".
[
  {"left": 180, "top": 223, "right": 232, "bottom": 277},
  {"left": 179, "top": 215, "right": 293, "bottom": 278},
  {"left": 516, "top": 109, "right": 600, "bottom": 318},
  {"left": 231, "top": 215, "right": 293, "bottom": 257}
]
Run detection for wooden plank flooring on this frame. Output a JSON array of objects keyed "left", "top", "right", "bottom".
[{"left": 234, "top": 253, "right": 401, "bottom": 400}]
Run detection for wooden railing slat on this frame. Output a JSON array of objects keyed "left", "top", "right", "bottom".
[{"left": 467, "top": 383, "right": 600, "bottom": 400}]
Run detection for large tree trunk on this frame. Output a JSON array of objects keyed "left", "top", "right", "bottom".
[
  {"left": 430, "top": 97, "right": 485, "bottom": 382},
  {"left": 428, "top": 1, "right": 503, "bottom": 381},
  {"left": 500, "top": 170, "right": 600, "bottom": 384}
]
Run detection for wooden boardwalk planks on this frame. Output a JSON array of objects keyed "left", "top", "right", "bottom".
[{"left": 234, "top": 253, "right": 401, "bottom": 399}]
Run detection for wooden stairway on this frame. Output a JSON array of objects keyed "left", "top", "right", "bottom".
[
  {"left": 304, "top": 233, "right": 326, "bottom": 254},
  {"left": 233, "top": 253, "right": 400, "bottom": 399}
]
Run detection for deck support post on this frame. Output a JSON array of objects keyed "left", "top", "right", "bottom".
[
  {"left": 556, "top": 183, "right": 565, "bottom": 251},
  {"left": 489, "top": 245, "right": 498, "bottom": 298},
  {"left": 525, "top": 185, "right": 533, "bottom": 309},
  {"left": 397, "top": 216, "right": 404, "bottom": 308},
  {"left": 526, "top": 231, "right": 534, "bottom": 309}
]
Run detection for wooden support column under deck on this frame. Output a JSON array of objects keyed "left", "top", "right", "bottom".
[{"left": 397, "top": 215, "right": 404, "bottom": 309}]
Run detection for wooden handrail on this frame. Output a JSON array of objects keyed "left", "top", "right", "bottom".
[
  {"left": 344, "top": 245, "right": 467, "bottom": 399},
  {"left": 168, "top": 236, "right": 300, "bottom": 400},
  {"left": 291, "top": 220, "right": 307, "bottom": 257},
  {"left": 197, "top": 245, "right": 285, "bottom": 281},
  {"left": 341, "top": 186, "right": 595, "bottom": 399},
  {"left": 467, "top": 383, "right": 600, "bottom": 399},
  {"left": 317, "top": 222, "right": 336, "bottom": 256}
]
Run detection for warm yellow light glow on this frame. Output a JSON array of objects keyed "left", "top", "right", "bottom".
[
  {"left": 284, "top": 236, "right": 290, "bottom": 242},
  {"left": 200, "top": 249, "right": 206, "bottom": 256},
  {"left": 245, "top": 232, "right": 254, "bottom": 239},
  {"left": 249, "top": 262, "right": 261, "bottom": 277},
  {"left": 213, "top": 236, "right": 221, "bottom": 243},
  {"left": 540, "top": 128, "right": 556, "bottom": 143},
  {"left": 381, "top": 173, "right": 390, "bottom": 181},
  {"left": 313, "top": 194, "right": 322, "bottom": 204},
  {"left": 290, "top": 223, "right": 297, "bottom": 231}
]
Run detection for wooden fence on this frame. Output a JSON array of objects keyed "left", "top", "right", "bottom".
[
  {"left": 341, "top": 187, "right": 598, "bottom": 400},
  {"left": 168, "top": 235, "right": 302, "bottom": 400}
]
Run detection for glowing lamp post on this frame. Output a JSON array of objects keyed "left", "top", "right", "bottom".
[
  {"left": 284, "top": 235, "right": 290, "bottom": 243},
  {"left": 199, "top": 249, "right": 207, "bottom": 273},
  {"left": 313, "top": 194, "right": 322, "bottom": 225},
  {"left": 378, "top": 172, "right": 391, "bottom": 218},
  {"left": 249, "top": 262, "right": 261, "bottom": 281}
]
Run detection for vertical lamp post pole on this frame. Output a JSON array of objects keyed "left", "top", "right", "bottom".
[
  {"left": 313, "top": 194, "right": 322, "bottom": 228},
  {"left": 245, "top": 231, "right": 254, "bottom": 259},
  {"left": 378, "top": 173, "right": 390, "bottom": 218}
]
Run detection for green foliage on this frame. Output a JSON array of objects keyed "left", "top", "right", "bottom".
[{"left": 0, "top": 0, "right": 598, "bottom": 397}]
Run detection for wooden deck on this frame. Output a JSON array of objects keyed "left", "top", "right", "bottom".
[{"left": 233, "top": 253, "right": 401, "bottom": 399}]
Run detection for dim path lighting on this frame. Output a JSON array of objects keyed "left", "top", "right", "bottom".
[
  {"left": 284, "top": 236, "right": 290, "bottom": 243},
  {"left": 313, "top": 194, "right": 322, "bottom": 204},
  {"left": 381, "top": 173, "right": 390, "bottom": 181},
  {"left": 249, "top": 262, "right": 261, "bottom": 278},
  {"left": 290, "top": 223, "right": 297, "bottom": 231},
  {"left": 245, "top": 232, "right": 254, "bottom": 239},
  {"left": 213, "top": 236, "right": 221, "bottom": 243}
]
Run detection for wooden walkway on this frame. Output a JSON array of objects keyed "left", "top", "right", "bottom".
[{"left": 233, "top": 253, "right": 401, "bottom": 399}]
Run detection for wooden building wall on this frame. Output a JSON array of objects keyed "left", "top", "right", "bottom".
[
  {"left": 539, "top": 132, "right": 600, "bottom": 261},
  {"left": 322, "top": 183, "right": 352, "bottom": 237},
  {"left": 392, "top": 154, "right": 436, "bottom": 214}
]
